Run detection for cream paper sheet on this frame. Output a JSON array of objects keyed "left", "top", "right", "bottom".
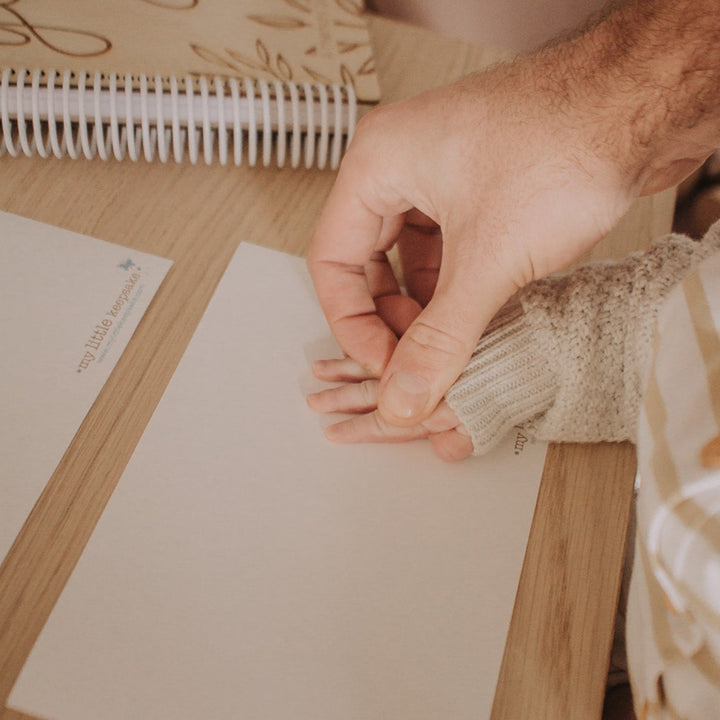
[
  {"left": 9, "top": 242, "right": 545, "bottom": 720},
  {"left": 0, "top": 210, "right": 172, "bottom": 562}
]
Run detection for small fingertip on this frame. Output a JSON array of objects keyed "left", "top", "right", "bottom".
[
  {"left": 307, "top": 392, "right": 334, "bottom": 414},
  {"left": 324, "top": 423, "right": 343, "bottom": 442},
  {"left": 311, "top": 359, "right": 328, "bottom": 379},
  {"left": 430, "top": 430, "right": 474, "bottom": 462}
]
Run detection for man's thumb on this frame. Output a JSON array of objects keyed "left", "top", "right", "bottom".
[{"left": 376, "top": 292, "right": 496, "bottom": 426}]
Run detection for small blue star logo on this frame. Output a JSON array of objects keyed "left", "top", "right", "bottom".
[{"left": 118, "top": 258, "right": 136, "bottom": 270}]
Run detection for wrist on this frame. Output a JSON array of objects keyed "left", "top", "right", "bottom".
[
  {"left": 445, "top": 302, "right": 558, "bottom": 456},
  {"left": 498, "top": 0, "right": 720, "bottom": 206},
  {"left": 552, "top": 0, "right": 720, "bottom": 197}
]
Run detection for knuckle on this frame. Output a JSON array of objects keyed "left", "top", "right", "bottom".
[
  {"left": 369, "top": 410, "right": 390, "bottom": 437},
  {"left": 402, "top": 319, "right": 471, "bottom": 362},
  {"left": 354, "top": 104, "right": 393, "bottom": 137},
  {"left": 358, "top": 379, "right": 378, "bottom": 408}
]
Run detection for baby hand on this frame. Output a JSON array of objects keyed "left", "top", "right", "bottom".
[{"left": 307, "top": 357, "right": 473, "bottom": 462}]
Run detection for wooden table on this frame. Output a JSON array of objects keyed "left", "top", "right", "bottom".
[{"left": 0, "top": 15, "right": 675, "bottom": 720}]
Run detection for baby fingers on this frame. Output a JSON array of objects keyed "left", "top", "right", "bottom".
[
  {"left": 324, "top": 409, "right": 431, "bottom": 443},
  {"left": 307, "top": 379, "right": 380, "bottom": 414},
  {"left": 307, "top": 366, "right": 474, "bottom": 461},
  {"left": 311, "top": 356, "right": 376, "bottom": 382},
  {"left": 322, "top": 405, "right": 474, "bottom": 461}
]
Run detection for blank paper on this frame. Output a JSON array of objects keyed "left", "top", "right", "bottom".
[{"left": 10, "top": 242, "right": 545, "bottom": 720}]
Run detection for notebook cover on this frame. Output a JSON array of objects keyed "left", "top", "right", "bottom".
[{"left": 0, "top": 0, "right": 380, "bottom": 102}]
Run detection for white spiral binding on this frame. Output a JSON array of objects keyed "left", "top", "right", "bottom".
[{"left": 0, "top": 68, "right": 357, "bottom": 169}]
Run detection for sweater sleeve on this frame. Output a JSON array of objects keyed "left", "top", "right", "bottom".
[{"left": 445, "top": 225, "right": 720, "bottom": 456}]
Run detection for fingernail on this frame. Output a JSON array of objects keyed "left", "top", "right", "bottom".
[{"left": 382, "top": 372, "right": 429, "bottom": 419}]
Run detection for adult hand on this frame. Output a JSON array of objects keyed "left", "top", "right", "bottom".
[
  {"left": 308, "top": 0, "right": 720, "bottom": 431},
  {"left": 307, "top": 281, "right": 474, "bottom": 462},
  {"left": 307, "top": 55, "right": 637, "bottom": 428}
]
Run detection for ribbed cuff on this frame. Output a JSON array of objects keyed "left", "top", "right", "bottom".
[{"left": 446, "top": 302, "right": 557, "bottom": 455}]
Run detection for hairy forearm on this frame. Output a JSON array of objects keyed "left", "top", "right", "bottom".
[{"left": 540, "top": 0, "right": 720, "bottom": 195}]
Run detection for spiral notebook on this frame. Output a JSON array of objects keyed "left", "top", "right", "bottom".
[{"left": 0, "top": 0, "right": 380, "bottom": 169}]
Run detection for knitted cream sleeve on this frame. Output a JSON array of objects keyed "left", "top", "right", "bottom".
[{"left": 445, "top": 226, "right": 720, "bottom": 456}]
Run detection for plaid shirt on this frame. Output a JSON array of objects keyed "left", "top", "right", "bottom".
[{"left": 628, "top": 248, "right": 720, "bottom": 718}]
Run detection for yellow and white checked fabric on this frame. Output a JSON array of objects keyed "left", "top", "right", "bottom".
[{"left": 628, "top": 247, "right": 720, "bottom": 718}]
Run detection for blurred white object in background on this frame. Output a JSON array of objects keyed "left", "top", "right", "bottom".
[{"left": 367, "top": 0, "right": 606, "bottom": 53}]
